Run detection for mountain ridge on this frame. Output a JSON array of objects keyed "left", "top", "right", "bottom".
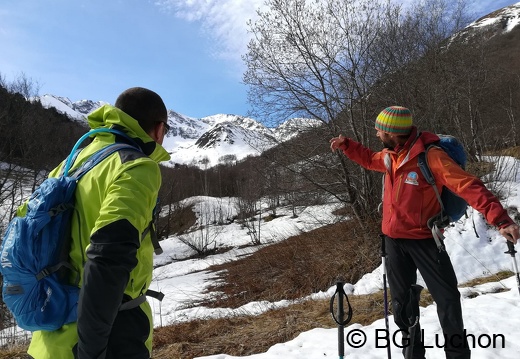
[{"left": 34, "top": 94, "right": 321, "bottom": 168}]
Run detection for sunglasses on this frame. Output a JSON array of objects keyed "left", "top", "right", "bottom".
[{"left": 158, "top": 121, "right": 170, "bottom": 135}]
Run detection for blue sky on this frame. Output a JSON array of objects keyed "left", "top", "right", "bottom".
[{"left": 0, "top": 0, "right": 516, "bottom": 119}]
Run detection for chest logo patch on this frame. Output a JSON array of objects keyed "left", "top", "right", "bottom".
[{"left": 404, "top": 171, "right": 419, "bottom": 186}]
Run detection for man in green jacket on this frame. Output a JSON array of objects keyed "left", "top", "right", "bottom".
[{"left": 28, "top": 87, "right": 171, "bottom": 359}]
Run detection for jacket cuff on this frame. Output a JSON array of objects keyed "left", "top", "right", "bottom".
[
  {"left": 495, "top": 218, "right": 514, "bottom": 229},
  {"left": 338, "top": 139, "right": 349, "bottom": 151}
]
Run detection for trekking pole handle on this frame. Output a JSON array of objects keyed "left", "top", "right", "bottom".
[
  {"left": 506, "top": 240, "right": 517, "bottom": 256},
  {"left": 330, "top": 282, "right": 353, "bottom": 359},
  {"left": 330, "top": 282, "right": 353, "bottom": 326},
  {"left": 504, "top": 239, "right": 520, "bottom": 295},
  {"left": 380, "top": 234, "right": 386, "bottom": 256}
]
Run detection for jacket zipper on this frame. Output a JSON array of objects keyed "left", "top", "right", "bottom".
[{"left": 394, "top": 174, "right": 403, "bottom": 202}]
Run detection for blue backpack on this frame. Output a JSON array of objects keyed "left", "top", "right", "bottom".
[
  {"left": 0, "top": 128, "right": 141, "bottom": 331},
  {"left": 417, "top": 134, "right": 468, "bottom": 229}
]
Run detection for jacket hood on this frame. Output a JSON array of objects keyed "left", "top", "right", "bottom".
[
  {"left": 87, "top": 105, "right": 171, "bottom": 163},
  {"left": 419, "top": 130, "right": 441, "bottom": 146},
  {"left": 396, "top": 127, "right": 440, "bottom": 158}
]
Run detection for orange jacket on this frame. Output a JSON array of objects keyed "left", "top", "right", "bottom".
[{"left": 340, "top": 128, "right": 513, "bottom": 239}]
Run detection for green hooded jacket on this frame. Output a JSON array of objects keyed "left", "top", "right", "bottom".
[{"left": 27, "top": 105, "right": 170, "bottom": 359}]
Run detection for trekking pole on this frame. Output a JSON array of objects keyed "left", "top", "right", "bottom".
[
  {"left": 330, "top": 281, "right": 353, "bottom": 359},
  {"left": 505, "top": 240, "right": 520, "bottom": 295},
  {"left": 380, "top": 234, "right": 392, "bottom": 359}
]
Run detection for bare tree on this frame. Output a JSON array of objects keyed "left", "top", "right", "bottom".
[
  {"left": 177, "top": 199, "right": 224, "bottom": 257},
  {"left": 235, "top": 196, "right": 263, "bottom": 246},
  {"left": 3, "top": 72, "right": 40, "bottom": 98},
  {"left": 243, "top": 0, "right": 476, "bottom": 224},
  {"left": 244, "top": 0, "right": 395, "bottom": 222}
]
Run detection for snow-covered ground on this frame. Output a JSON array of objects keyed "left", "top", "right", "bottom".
[
  {"left": 1, "top": 156, "right": 519, "bottom": 358},
  {"left": 149, "top": 155, "right": 520, "bottom": 359}
]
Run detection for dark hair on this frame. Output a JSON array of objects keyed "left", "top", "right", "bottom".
[{"left": 114, "top": 87, "right": 167, "bottom": 133}]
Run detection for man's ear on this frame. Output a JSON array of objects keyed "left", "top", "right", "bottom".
[
  {"left": 156, "top": 122, "right": 168, "bottom": 145},
  {"left": 148, "top": 122, "right": 162, "bottom": 143}
]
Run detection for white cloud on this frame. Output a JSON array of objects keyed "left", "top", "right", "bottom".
[
  {"left": 156, "top": 0, "right": 265, "bottom": 62},
  {"left": 154, "top": 0, "right": 509, "bottom": 68}
]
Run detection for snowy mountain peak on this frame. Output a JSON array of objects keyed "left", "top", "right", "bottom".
[
  {"left": 195, "top": 121, "right": 274, "bottom": 150},
  {"left": 195, "top": 123, "right": 243, "bottom": 149},
  {"left": 456, "top": 2, "right": 520, "bottom": 39},
  {"left": 35, "top": 94, "right": 313, "bottom": 169},
  {"left": 472, "top": 2, "right": 520, "bottom": 31},
  {"left": 167, "top": 110, "right": 207, "bottom": 140},
  {"left": 273, "top": 117, "right": 322, "bottom": 142},
  {"left": 71, "top": 99, "right": 108, "bottom": 115},
  {"left": 201, "top": 114, "right": 269, "bottom": 133}
]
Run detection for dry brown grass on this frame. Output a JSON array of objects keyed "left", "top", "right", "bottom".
[
  {"left": 152, "top": 269, "right": 519, "bottom": 358},
  {"left": 151, "top": 218, "right": 385, "bottom": 358},
  {"left": 0, "top": 347, "right": 30, "bottom": 359},
  {"left": 465, "top": 160, "right": 495, "bottom": 178},
  {"left": 150, "top": 287, "right": 437, "bottom": 359},
  {"left": 159, "top": 205, "right": 198, "bottom": 237},
  {"left": 152, "top": 299, "right": 333, "bottom": 358},
  {"left": 492, "top": 146, "right": 520, "bottom": 159},
  {"left": 469, "top": 146, "right": 520, "bottom": 178},
  {"left": 190, "top": 218, "right": 382, "bottom": 309},
  {"left": 460, "top": 270, "right": 514, "bottom": 288},
  {"left": 152, "top": 293, "right": 389, "bottom": 359}
]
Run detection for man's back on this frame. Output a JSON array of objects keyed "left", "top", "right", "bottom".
[{"left": 28, "top": 104, "right": 170, "bottom": 359}]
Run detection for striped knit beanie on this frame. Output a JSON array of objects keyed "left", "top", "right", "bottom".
[{"left": 375, "top": 106, "right": 413, "bottom": 135}]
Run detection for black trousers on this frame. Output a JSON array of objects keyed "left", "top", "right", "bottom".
[{"left": 385, "top": 236, "right": 471, "bottom": 359}]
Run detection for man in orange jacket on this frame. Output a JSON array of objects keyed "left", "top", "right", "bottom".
[{"left": 330, "top": 106, "right": 519, "bottom": 359}]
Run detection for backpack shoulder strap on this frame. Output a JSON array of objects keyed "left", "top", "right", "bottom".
[
  {"left": 418, "top": 145, "right": 444, "bottom": 211},
  {"left": 70, "top": 143, "right": 140, "bottom": 180},
  {"left": 417, "top": 145, "right": 448, "bottom": 251},
  {"left": 63, "top": 128, "right": 141, "bottom": 177},
  {"left": 417, "top": 145, "right": 435, "bottom": 185}
]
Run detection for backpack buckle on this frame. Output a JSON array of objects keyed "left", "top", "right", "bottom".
[{"left": 427, "top": 213, "right": 450, "bottom": 230}]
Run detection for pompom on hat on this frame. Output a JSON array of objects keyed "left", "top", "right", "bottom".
[{"left": 375, "top": 106, "right": 413, "bottom": 135}]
